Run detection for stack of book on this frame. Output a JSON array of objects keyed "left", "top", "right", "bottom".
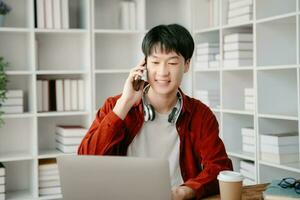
[
  {"left": 194, "top": 43, "right": 220, "bottom": 70},
  {"left": 227, "top": 0, "right": 253, "bottom": 25},
  {"left": 241, "top": 127, "right": 255, "bottom": 154},
  {"left": 0, "top": 163, "right": 5, "bottom": 200},
  {"left": 36, "top": 0, "right": 69, "bottom": 29},
  {"left": 1, "top": 90, "right": 23, "bottom": 114},
  {"left": 260, "top": 132, "right": 299, "bottom": 164},
  {"left": 37, "top": 79, "right": 85, "bottom": 112},
  {"left": 240, "top": 160, "right": 255, "bottom": 186},
  {"left": 120, "top": 1, "right": 136, "bottom": 30},
  {"left": 244, "top": 88, "right": 254, "bottom": 111},
  {"left": 223, "top": 33, "right": 253, "bottom": 68},
  {"left": 39, "top": 159, "right": 61, "bottom": 196},
  {"left": 55, "top": 125, "right": 87, "bottom": 153},
  {"left": 194, "top": 90, "right": 220, "bottom": 108}
]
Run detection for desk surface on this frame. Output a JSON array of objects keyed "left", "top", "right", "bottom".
[{"left": 203, "top": 183, "right": 269, "bottom": 200}]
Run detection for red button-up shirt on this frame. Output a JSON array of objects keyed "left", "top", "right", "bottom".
[{"left": 78, "top": 91, "right": 233, "bottom": 199}]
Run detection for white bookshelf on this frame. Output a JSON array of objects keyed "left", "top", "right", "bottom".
[
  {"left": 1, "top": 0, "right": 300, "bottom": 199},
  {"left": 193, "top": 0, "right": 300, "bottom": 186}
]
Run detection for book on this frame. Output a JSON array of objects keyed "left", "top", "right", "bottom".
[
  {"left": 0, "top": 163, "right": 5, "bottom": 177},
  {"left": 263, "top": 180, "right": 300, "bottom": 200},
  {"left": 260, "top": 132, "right": 298, "bottom": 146},
  {"left": 71, "top": 79, "right": 78, "bottom": 110},
  {"left": 77, "top": 79, "right": 85, "bottom": 110},
  {"left": 0, "top": 176, "right": 5, "bottom": 185},
  {"left": 63, "top": 79, "right": 71, "bottom": 111},
  {"left": 0, "top": 184, "right": 4, "bottom": 193},
  {"left": 223, "top": 59, "right": 252, "bottom": 68},
  {"left": 242, "top": 144, "right": 255, "bottom": 153},
  {"left": 229, "top": 0, "right": 253, "bottom": 10},
  {"left": 242, "top": 135, "right": 255, "bottom": 145},
  {"left": 241, "top": 127, "right": 254, "bottom": 136},
  {"left": 55, "top": 79, "right": 64, "bottom": 111},
  {"left": 37, "top": 0, "right": 45, "bottom": 28},
  {"left": 56, "top": 142, "right": 78, "bottom": 153},
  {"left": 55, "top": 134, "right": 83, "bottom": 145},
  {"left": 39, "top": 180, "right": 61, "bottom": 188},
  {"left": 240, "top": 168, "right": 255, "bottom": 180},
  {"left": 194, "top": 62, "right": 209, "bottom": 69},
  {"left": 209, "top": 61, "right": 219, "bottom": 68},
  {"left": 42, "top": 80, "right": 49, "bottom": 112},
  {"left": 39, "top": 186, "right": 61, "bottom": 196},
  {"left": 240, "top": 160, "right": 255, "bottom": 174},
  {"left": 245, "top": 96, "right": 255, "bottom": 104},
  {"left": 1, "top": 97, "right": 23, "bottom": 106},
  {"left": 53, "top": 0, "right": 61, "bottom": 29},
  {"left": 120, "top": 1, "right": 130, "bottom": 30},
  {"left": 197, "top": 47, "right": 219, "bottom": 55},
  {"left": 61, "top": 0, "right": 69, "bottom": 29},
  {"left": 245, "top": 102, "right": 255, "bottom": 111},
  {"left": 196, "top": 43, "right": 219, "bottom": 48},
  {"left": 44, "top": 0, "right": 53, "bottom": 29},
  {"left": 49, "top": 80, "right": 57, "bottom": 111},
  {"left": 39, "top": 158, "right": 57, "bottom": 171},
  {"left": 128, "top": 1, "right": 136, "bottom": 30},
  {"left": 55, "top": 125, "right": 87, "bottom": 137},
  {"left": 39, "top": 174, "right": 60, "bottom": 182},
  {"left": 260, "top": 143, "right": 298, "bottom": 154},
  {"left": 228, "top": 5, "right": 252, "bottom": 18},
  {"left": 244, "top": 88, "right": 254, "bottom": 96},
  {"left": 196, "top": 54, "right": 216, "bottom": 62},
  {"left": 1, "top": 105, "right": 23, "bottom": 114},
  {"left": 261, "top": 152, "right": 299, "bottom": 164},
  {"left": 224, "top": 33, "right": 253, "bottom": 43},
  {"left": 228, "top": 13, "right": 252, "bottom": 24},
  {"left": 6, "top": 90, "right": 23, "bottom": 98},
  {"left": 224, "top": 50, "right": 253, "bottom": 59},
  {"left": 224, "top": 42, "right": 253, "bottom": 51},
  {"left": 208, "top": 0, "right": 219, "bottom": 27},
  {"left": 37, "top": 80, "right": 43, "bottom": 112},
  {"left": 39, "top": 168, "right": 59, "bottom": 176}
]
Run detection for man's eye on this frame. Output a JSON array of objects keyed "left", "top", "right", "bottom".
[
  {"left": 169, "top": 63, "right": 178, "bottom": 65},
  {"left": 152, "top": 62, "right": 159, "bottom": 64}
]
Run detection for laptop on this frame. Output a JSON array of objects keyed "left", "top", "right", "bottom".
[{"left": 57, "top": 155, "right": 171, "bottom": 200}]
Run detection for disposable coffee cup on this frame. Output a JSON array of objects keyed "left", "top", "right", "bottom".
[{"left": 217, "top": 170, "right": 244, "bottom": 200}]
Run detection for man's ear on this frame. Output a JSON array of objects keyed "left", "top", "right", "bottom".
[{"left": 184, "top": 59, "right": 191, "bottom": 73}]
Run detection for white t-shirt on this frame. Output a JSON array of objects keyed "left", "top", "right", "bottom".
[{"left": 127, "top": 111, "right": 183, "bottom": 187}]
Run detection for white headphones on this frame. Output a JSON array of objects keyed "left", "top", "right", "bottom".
[{"left": 142, "top": 85, "right": 183, "bottom": 124}]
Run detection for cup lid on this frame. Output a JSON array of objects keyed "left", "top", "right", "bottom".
[{"left": 217, "top": 170, "right": 244, "bottom": 182}]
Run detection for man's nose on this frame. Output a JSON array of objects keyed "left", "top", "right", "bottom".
[{"left": 157, "top": 64, "right": 169, "bottom": 76}]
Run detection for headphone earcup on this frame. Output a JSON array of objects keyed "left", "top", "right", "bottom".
[
  {"left": 148, "top": 104, "right": 155, "bottom": 121},
  {"left": 143, "top": 104, "right": 149, "bottom": 122}
]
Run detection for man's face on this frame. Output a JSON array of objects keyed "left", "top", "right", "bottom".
[{"left": 146, "top": 46, "right": 190, "bottom": 97}]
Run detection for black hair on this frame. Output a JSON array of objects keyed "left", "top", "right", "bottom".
[{"left": 141, "top": 24, "right": 194, "bottom": 62}]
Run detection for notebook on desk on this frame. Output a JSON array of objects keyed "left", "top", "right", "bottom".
[{"left": 57, "top": 155, "right": 171, "bottom": 200}]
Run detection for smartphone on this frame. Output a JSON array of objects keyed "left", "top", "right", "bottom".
[{"left": 132, "top": 58, "right": 147, "bottom": 91}]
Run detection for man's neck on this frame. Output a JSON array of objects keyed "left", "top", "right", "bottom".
[{"left": 147, "top": 87, "right": 178, "bottom": 114}]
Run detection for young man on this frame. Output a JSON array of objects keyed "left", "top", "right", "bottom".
[{"left": 78, "top": 24, "right": 233, "bottom": 200}]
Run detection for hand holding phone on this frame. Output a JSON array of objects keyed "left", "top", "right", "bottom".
[{"left": 132, "top": 59, "right": 147, "bottom": 91}]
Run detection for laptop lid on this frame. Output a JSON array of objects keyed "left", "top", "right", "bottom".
[{"left": 57, "top": 155, "right": 171, "bottom": 200}]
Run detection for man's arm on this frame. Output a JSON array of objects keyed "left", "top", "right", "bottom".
[
  {"left": 183, "top": 107, "right": 233, "bottom": 199},
  {"left": 77, "top": 97, "right": 127, "bottom": 155}
]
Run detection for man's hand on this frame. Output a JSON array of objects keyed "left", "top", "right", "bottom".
[
  {"left": 113, "top": 59, "right": 146, "bottom": 120},
  {"left": 171, "top": 186, "right": 196, "bottom": 200}
]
